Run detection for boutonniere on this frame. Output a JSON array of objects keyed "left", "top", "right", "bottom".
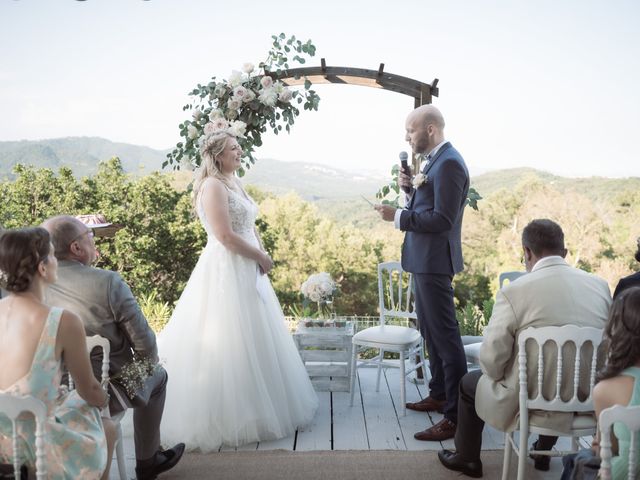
[{"left": 412, "top": 173, "right": 427, "bottom": 188}]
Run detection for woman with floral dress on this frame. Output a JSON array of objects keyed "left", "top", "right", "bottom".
[{"left": 0, "top": 227, "right": 116, "bottom": 480}]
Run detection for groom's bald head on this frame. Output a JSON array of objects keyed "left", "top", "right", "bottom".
[{"left": 405, "top": 105, "right": 446, "bottom": 154}]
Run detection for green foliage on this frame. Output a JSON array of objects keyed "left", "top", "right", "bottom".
[
  {"left": 139, "top": 290, "right": 172, "bottom": 333},
  {"left": 166, "top": 33, "right": 320, "bottom": 171},
  {"left": 456, "top": 298, "right": 494, "bottom": 336}
]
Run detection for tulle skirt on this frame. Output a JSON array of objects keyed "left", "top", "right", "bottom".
[{"left": 158, "top": 238, "right": 318, "bottom": 452}]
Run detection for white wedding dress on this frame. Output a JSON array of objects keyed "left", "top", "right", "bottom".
[{"left": 159, "top": 185, "right": 318, "bottom": 451}]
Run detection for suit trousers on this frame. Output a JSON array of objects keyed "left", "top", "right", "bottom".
[
  {"left": 413, "top": 273, "right": 467, "bottom": 423},
  {"left": 111, "top": 367, "right": 168, "bottom": 461},
  {"left": 455, "top": 369, "right": 558, "bottom": 461}
]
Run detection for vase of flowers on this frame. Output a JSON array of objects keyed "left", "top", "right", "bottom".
[{"left": 298, "top": 272, "right": 346, "bottom": 330}]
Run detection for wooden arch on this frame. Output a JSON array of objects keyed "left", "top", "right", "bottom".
[{"left": 267, "top": 58, "right": 439, "bottom": 107}]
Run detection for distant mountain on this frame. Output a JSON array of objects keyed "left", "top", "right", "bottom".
[
  {"left": 0, "top": 137, "right": 169, "bottom": 178},
  {"left": 471, "top": 167, "right": 640, "bottom": 202},
  {"left": 2, "top": 138, "right": 638, "bottom": 208}
]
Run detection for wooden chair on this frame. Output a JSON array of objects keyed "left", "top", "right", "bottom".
[
  {"left": 599, "top": 404, "right": 640, "bottom": 480},
  {"left": 501, "top": 325, "right": 603, "bottom": 480},
  {"left": 0, "top": 393, "right": 47, "bottom": 479},
  {"left": 349, "top": 261, "right": 426, "bottom": 416},
  {"left": 69, "top": 335, "right": 127, "bottom": 480}
]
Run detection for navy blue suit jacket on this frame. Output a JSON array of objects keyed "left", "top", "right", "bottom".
[
  {"left": 613, "top": 271, "right": 640, "bottom": 299},
  {"left": 399, "top": 142, "right": 469, "bottom": 275}
]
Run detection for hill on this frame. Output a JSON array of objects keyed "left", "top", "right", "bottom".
[{"left": 0, "top": 137, "right": 169, "bottom": 178}]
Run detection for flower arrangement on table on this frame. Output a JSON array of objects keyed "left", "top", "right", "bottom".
[
  {"left": 164, "top": 33, "right": 320, "bottom": 173},
  {"left": 298, "top": 272, "right": 344, "bottom": 328}
]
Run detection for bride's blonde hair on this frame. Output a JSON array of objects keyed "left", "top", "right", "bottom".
[{"left": 192, "top": 131, "right": 237, "bottom": 208}]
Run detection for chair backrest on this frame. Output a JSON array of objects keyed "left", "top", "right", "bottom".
[
  {"left": 68, "top": 335, "right": 111, "bottom": 390},
  {"left": 378, "top": 261, "right": 417, "bottom": 326},
  {"left": 0, "top": 394, "right": 47, "bottom": 479},
  {"left": 599, "top": 404, "right": 640, "bottom": 480},
  {"left": 499, "top": 271, "right": 526, "bottom": 289},
  {"left": 518, "top": 325, "right": 603, "bottom": 414}
]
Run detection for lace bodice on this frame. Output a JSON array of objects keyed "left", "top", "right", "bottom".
[{"left": 198, "top": 184, "right": 259, "bottom": 241}]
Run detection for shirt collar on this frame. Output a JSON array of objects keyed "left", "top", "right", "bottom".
[
  {"left": 531, "top": 255, "right": 567, "bottom": 272},
  {"left": 420, "top": 140, "right": 448, "bottom": 169}
]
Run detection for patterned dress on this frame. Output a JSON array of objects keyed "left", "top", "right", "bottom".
[{"left": 0, "top": 307, "right": 107, "bottom": 479}]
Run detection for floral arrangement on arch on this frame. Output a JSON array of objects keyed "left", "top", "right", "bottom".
[{"left": 164, "top": 33, "right": 321, "bottom": 174}]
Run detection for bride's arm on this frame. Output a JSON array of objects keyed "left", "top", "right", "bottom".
[{"left": 201, "top": 179, "right": 273, "bottom": 273}]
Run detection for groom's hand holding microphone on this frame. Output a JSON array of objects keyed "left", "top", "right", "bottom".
[{"left": 374, "top": 151, "right": 412, "bottom": 222}]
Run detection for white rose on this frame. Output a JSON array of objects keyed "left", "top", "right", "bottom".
[
  {"left": 260, "top": 75, "right": 273, "bottom": 89},
  {"left": 203, "top": 122, "right": 217, "bottom": 135},
  {"left": 412, "top": 173, "right": 427, "bottom": 188},
  {"left": 192, "top": 110, "right": 203, "bottom": 120},
  {"left": 208, "top": 109, "right": 224, "bottom": 120},
  {"left": 242, "top": 62, "right": 254, "bottom": 74},
  {"left": 187, "top": 125, "right": 199, "bottom": 139},
  {"left": 226, "top": 109, "right": 239, "bottom": 120},
  {"left": 228, "top": 70, "right": 243, "bottom": 87},
  {"left": 233, "top": 86, "right": 248, "bottom": 101},
  {"left": 273, "top": 81, "right": 284, "bottom": 94},
  {"left": 258, "top": 88, "right": 278, "bottom": 107},
  {"left": 212, "top": 118, "right": 229, "bottom": 131},
  {"left": 242, "top": 89, "right": 256, "bottom": 103},
  {"left": 227, "top": 98, "right": 241, "bottom": 111},
  {"left": 278, "top": 88, "right": 293, "bottom": 103},
  {"left": 229, "top": 120, "right": 247, "bottom": 137}
]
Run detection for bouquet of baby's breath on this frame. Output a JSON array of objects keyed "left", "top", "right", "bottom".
[{"left": 114, "top": 355, "right": 160, "bottom": 398}]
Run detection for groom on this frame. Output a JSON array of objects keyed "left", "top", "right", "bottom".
[{"left": 375, "top": 105, "right": 469, "bottom": 441}]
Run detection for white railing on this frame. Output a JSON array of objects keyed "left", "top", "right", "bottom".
[{"left": 285, "top": 315, "right": 413, "bottom": 333}]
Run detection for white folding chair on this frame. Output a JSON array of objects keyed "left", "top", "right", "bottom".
[
  {"left": 0, "top": 394, "right": 47, "bottom": 480},
  {"left": 502, "top": 325, "right": 603, "bottom": 480},
  {"left": 349, "top": 261, "right": 426, "bottom": 416},
  {"left": 599, "top": 404, "right": 640, "bottom": 480},
  {"left": 69, "top": 335, "right": 127, "bottom": 480}
]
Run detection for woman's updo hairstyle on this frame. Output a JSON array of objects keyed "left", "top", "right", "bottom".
[
  {"left": 192, "top": 131, "right": 236, "bottom": 208},
  {"left": 0, "top": 227, "right": 51, "bottom": 293}
]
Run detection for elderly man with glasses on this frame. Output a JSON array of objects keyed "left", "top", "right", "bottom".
[{"left": 42, "top": 215, "right": 184, "bottom": 480}]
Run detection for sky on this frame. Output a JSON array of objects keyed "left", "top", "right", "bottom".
[{"left": 1, "top": 0, "right": 639, "bottom": 178}]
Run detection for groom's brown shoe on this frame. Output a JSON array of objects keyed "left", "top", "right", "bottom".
[
  {"left": 406, "top": 395, "right": 446, "bottom": 413},
  {"left": 414, "top": 418, "right": 457, "bottom": 441}
]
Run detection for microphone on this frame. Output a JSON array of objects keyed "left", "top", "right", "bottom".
[{"left": 399, "top": 151, "right": 411, "bottom": 193}]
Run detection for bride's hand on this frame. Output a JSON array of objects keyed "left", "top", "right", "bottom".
[{"left": 258, "top": 252, "right": 273, "bottom": 275}]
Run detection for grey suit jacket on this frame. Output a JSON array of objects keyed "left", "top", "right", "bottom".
[
  {"left": 399, "top": 142, "right": 469, "bottom": 275},
  {"left": 46, "top": 260, "right": 158, "bottom": 406},
  {"left": 475, "top": 257, "right": 611, "bottom": 433}
]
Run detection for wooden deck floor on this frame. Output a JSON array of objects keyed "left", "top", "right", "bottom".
[{"left": 111, "top": 365, "right": 581, "bottom": 478}]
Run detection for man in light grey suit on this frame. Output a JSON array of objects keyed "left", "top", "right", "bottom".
[
  {"left": 43, "top": 215, "right": 184, "bottom": 480},
  {"left": 437, "top": 219, "right": 611, "bottom": 478}
]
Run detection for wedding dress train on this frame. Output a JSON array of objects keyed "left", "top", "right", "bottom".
[{"left": 158, "top": 185, "right": 318, "bottom": 452}]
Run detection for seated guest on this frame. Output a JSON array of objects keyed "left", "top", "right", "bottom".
[
  {"left": 0, "top": 227, "right": 116, "bottom": 479},
  {"left": 613, "top": 236, "right": 640, "bottom": 299},
  {"left": 437, "top": 219, "right": 611, "bottom": 478},
  {"left": 42, "top": 215, "right": 184, "bottom": 480},
  {"left": 561, "top": 286, "right": 640, "bottom": 480}
]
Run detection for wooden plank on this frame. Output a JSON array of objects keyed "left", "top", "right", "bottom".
[
  {"left": 332, "top": 373, "right": 369, "bottom": 450},
  {"left": 358, "top": 366, "right": 404, "bottom": 450},
  {"left": 237, "top": 442, "right": 259, "bottom": 451},
  {"left": 295, "top": 391, "right": 332, "bottom": 451},
  {"left": 310, "top": 376, "right": 350, "bottom": 392},
  {"left": 307, "top": 363, "right": 349, "bottom": 376},
  {"left": 256, "top": 433, "right": 296, "bottom": 451},
  {"left": 301, "top": 350, "right": 350, "bottom": 362},
  {"left": 384, "top": 366, "right": 439, "bottom": 451},
  {"left": 295, "top": 335, "right": 351, "bottom": 348}
]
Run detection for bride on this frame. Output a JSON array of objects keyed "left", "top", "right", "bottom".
[{"left": 159, "top": 130, "right": 318, "bottom": 451}]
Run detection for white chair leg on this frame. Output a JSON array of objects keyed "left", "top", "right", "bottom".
[
  {"left": 375, "top": 349, "right": 384, "bottom": 392},
  {"left": 517, "top": 429, "right": 528, "bottom": 480},
  {"left": 501, "top": 432, "right": 512, "bottom": 480},
  {"left": 115, "top": 423, "right": 127, "bottom": 480},
  {"left": 399, "top": 351, "right": 406, "bottom": 416},
  {"left": 349, "top": 346, "right": 357, "bottom": 406},
  {"left": 571, "top": 436, "right": 578, "bottom": 452}
]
